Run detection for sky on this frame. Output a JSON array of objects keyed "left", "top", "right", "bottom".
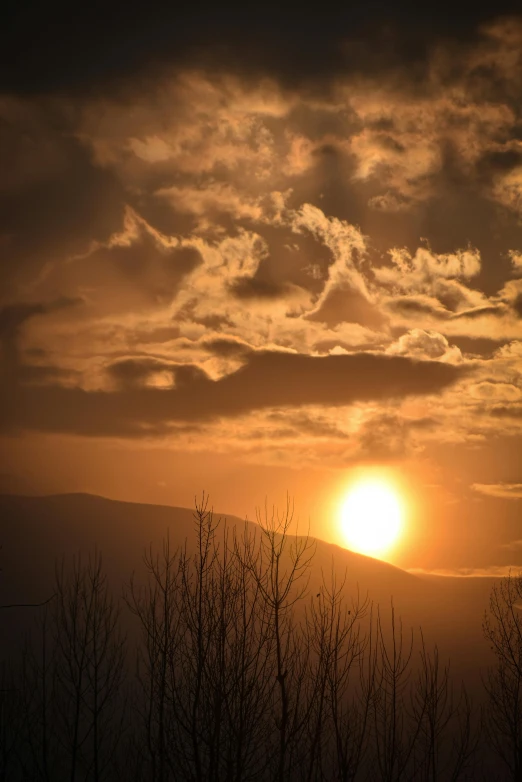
[{"left": 3, "top": 2, "right": 522, "bottom": 572}]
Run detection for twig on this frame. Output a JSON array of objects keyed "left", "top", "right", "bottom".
[{"left": 0, "top": 593, "right": 56, "bottom": 609}]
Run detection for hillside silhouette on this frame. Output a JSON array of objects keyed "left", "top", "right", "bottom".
[
  {"left": 0, "top": 492, "right": 513, "bottom": 780},
  {"left": 0, "top": 493, "right": 494, "bottom": 678}
]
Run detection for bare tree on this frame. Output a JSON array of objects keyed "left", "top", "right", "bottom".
[
  {"left": 127, "top": 496, "right": 277, "bottom": 781},
  {"left": 305, "top": 573, "right": 370, "bottom": 781},
  {"left": 21, "top": 607, "right": 57, "bottom": 781},
  {"left": 483, "top": 573, "right": 522, "bottom": 781},
  {"left": 53, "top": 549, "right": 126, "bottom": 782},
  {"left": 369, "top": 603, "right": 417, "bottom": 781},
  {"left": 410, "top": 634, "right": 476, "bottom": 782},
  {"left": 0, "top": 496, "right": 485, "bottom": 781},
  {"left": 240, "top": 498, "right": 316, "bottom": 781},
  {"left": 0, "top": 659, "right": 25, "bottom": 782}
]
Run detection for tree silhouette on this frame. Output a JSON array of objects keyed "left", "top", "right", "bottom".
[
  {"left": 0, "top": 496, "right": 489, "bottom": 780},
  {"left": 483, "top": 573, "right": 522, "bottom": 781}
]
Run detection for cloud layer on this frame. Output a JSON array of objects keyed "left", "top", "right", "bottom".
[{"left": 2, "top": 11, "right": 522, "bottom": 487}]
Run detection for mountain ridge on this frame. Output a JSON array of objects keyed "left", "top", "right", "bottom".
[{"left": 0, "top": 491, "right": 497, "bottom": 684}]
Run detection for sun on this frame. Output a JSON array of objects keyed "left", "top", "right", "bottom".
[{"left": 340, "top": 478, "right": 404, "bottom": 558}]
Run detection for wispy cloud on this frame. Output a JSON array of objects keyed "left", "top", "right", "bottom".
[
  {"left": 500, "top": 539, "right": 522, "bottom": 550},
  {"left": 472, "top": 483, "right": 522, "bottom": 499},
  {"left": 408, "top": 566, "right": 522, "bottom": 578}
]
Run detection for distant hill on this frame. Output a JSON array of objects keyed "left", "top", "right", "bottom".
[
  {"left": 0, "top": 492, "right": 422, "bottom": 606},
  {"left": 0, "top": 492, "right": 497, "bottom": 689}
]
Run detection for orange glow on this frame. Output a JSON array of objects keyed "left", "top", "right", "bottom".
[{"left": 339, "top": 476, "right": 405, "bottom": 559}]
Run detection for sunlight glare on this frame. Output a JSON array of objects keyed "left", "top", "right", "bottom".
[{"left": 340, "top": 478, "right": 404, "bottom": 558}]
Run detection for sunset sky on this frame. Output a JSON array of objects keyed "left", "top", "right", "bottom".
[{"left": 3, "top": 2, "right": 522, "bottom": 573}]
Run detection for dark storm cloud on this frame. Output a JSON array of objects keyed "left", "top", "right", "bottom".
[
  {"left": 1, "top": 351, "right": 467, "bottom": 437},
  {"left": 3, "top": 2, "right": 522, "bottom": 96}
]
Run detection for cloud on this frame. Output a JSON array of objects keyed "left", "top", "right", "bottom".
[
  {"left": 385, "top": 297, "right": 449, "bottom": 320},
  {"left": 3, "top": 18, "right": 522, "bottom": 473},
  {"left": 156, "top": 183, "right": 266, "bottom": 222},
  {"left": 450, "top": 304, "right": 508, "bottom": 320},
  {"left": 0, "top": 297, "right": 82, "bottom": 336},
  {"left": 265, "top": 410, "right": 348, "bottom": 440},
  {"left": 7, "top": 4, "right": 522, "bottom": 96},
  {"left": 0, "top": 99, "right": 125, "bottom": 298},
  {"left": 106, "top": 356, "right": 203, "bottom": 388},
  {"left": 0, "top": 303, "right": 49, "bottom": 337},
  {"left": 510, "top": 250, "right": 522, "bottom": 276},
  {"left": 495, "top": 340, "right": 522, "bottom": 359},
  {"left": 1, "top": 351, "right": 466, "bottom": 438},
  {"left": 199, "top": 336, "right": 254, "bottom": 357},
  {"left": 351, "top": 412, "right": 421, "bottom": 461},
  {"left": 0, "top": 297, "right": 84, "bottom": 380},
  {"left": 229, "top": 277, "right": 303, "bottom": 300},
  {"left": 408, "top": 566, "right": 519, "bottom": 577},
  {"left": 472, "top": 482, "right": 522, "bottom": 499},
  {"left": 500, "top": 539, "right": 522, "bottom": 550},
  {"left": 469, "top": 382, "right": 522, "bottom": 402},
  {"left": 386, "top": 329, "right": 462, "bottom": 362},
  {"left": 33, "top": 210, "right": 204, "bottom": 317},
  {"left": 490, "top": 405, "right": 522, "bottom": 419},
  {"left": 375, "top": 246, "right": 481, "bottom": 291},
  {"left": 285, "top": 204, "right": 383, "bottom": 327}
]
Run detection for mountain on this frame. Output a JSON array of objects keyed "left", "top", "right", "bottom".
[
  {"left": 0, "top": 492, "right": 497, "bottom": 689},
  {"left": 0, "top": 492, "right": 420, "bottom": 598}
]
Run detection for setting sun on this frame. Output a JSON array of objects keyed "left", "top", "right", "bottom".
[{"left": 340, "top": 478, "right": 404, "bottom": 558}]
